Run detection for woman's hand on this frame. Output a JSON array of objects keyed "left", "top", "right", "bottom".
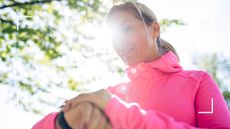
[
  {"left": 63, "top": 89, "right": 111, "bottom": 111},
  {"left": 60, "top": 102, "right": 112, "bottom": 129}
]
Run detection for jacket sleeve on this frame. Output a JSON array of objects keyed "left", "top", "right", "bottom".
[
  {"left": 107, "top": 83, "right": 127, "bottom": 101},
  {"left": 32, "top": 112, "right": 58, "bottom": 129},
  {"left": 30, "top": 83, "right": 124, "bottom": 129},
  {"left": 104, "top": 73, "right": 230, "bottom": 129},
  {"left": 195, "top": 72, "right": 230, "bottom": 128}
]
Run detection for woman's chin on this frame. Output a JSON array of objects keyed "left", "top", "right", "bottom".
[{"left": 123, "top": 58, "right": 140, "bottom": 67}]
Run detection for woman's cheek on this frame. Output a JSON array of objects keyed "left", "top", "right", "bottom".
[{"left": 134, "top": 33, "right": 148, "bottom": 56}]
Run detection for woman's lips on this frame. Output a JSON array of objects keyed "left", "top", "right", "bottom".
[{"left": 119, "top": 47, "right": 135, "bottom": 59}]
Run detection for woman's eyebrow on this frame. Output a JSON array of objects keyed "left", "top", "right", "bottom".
[
  {"left": 120, "top": 20, "right": 135, "bottom": 26},
  {"left": 110, "top": 19, "right": 135, "bottom": 28}
]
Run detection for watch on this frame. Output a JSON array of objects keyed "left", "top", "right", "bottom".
[{"left": 57, "top": 112, "right": 72, "bottom": 129}]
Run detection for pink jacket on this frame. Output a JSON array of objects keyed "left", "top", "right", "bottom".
[{"left": 32, "top": 51, "right": 230, "bottom": 129}]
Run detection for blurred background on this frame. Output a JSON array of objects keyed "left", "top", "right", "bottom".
[{"left": 0, "top": 0, "right": 229, "bottom": 128}]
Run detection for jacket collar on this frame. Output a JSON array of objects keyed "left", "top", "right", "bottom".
[{"left": 126, "top": 51, "right": 182, "bottom": 80}]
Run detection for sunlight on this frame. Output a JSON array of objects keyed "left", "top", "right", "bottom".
[{"left": 95, "top": 23, "right": 114, "bottom": 49}]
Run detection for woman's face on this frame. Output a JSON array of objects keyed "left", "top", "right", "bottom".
[{"left": 108, "top": 10, "right": 160, "bottom": 66}]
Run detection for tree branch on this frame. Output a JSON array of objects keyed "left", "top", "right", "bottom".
[
  {"left": 0, "top": 17, "right": 15, "bottom": 25},
  {"left": 0, "top": 0, "right": 61, "bottom": 10}
]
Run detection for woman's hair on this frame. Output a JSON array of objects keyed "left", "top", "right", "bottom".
[{"left": 106, "top": 2, "right": 180, "bottom": 61}]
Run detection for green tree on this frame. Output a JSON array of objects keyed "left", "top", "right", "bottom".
[{"left": 0, "top": 0, "right": 106, "bottom": 114}]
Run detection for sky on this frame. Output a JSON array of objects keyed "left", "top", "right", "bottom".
[{"left": 0, "top": 0, "right": 229, "bottom": 128}]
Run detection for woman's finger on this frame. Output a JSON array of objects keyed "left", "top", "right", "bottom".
[
  {"left": 69, "top": 89, "right": 111, "bottom": 110},
  {"left": 60, "top": 101, "right": 72, "bottom": 112},
  {"left": 88, "top": 106, "right": 102, "bottom": 129},
  {"left": 96, "top": 112, "right": 107, "bottom": 129},
  {"left": 105, "top": 123, "right": 113, "bottom": 129},
  {"left": 64, "top": 102, "right": 93, "bottom": 129},
  {"left": 78, "top": 102, "right": 93, "bottom": 129}
]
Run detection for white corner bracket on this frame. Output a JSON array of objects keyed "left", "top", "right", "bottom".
[
  {"left": 198, "top": 98, "right": 214, "bottom": 114},
  {"left": 16, "top": 15, "right": 32, "bottom": 31}
]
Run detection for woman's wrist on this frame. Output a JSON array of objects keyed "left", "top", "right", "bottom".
[{"left": 55, "top": 113, "right": 62, "bottom": 129}]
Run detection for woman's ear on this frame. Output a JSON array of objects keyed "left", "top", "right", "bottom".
[{"left": 150, "top": 22, "right": 160, "bottom": 38}]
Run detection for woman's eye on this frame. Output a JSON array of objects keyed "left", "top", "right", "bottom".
[{"left": 123, "top": 26, "right": 132, "bottom": 32}]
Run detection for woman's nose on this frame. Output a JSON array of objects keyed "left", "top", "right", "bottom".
[{"left": 114, "top": 39, "right": 126, "bottom": 50}]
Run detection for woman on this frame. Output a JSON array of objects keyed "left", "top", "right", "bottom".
[{"left": 32, "top": 2, "right": 230, "bottom": 129}]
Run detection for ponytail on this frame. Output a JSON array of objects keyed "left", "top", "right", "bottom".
[{"left": 157, "top": 37, "right": 180, "bottom": 61}]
